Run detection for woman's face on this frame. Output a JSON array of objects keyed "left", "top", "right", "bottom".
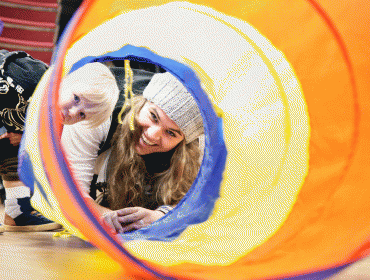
[
  {"left": 59, "top": 83, "right": 93, "bottom": 125},
  {"left": 135, "top": 102, "right": 185, "bottom": 155}
]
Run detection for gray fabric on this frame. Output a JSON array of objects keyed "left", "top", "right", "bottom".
[{"left": 143, "top": 72, "right": 204, "bottom": 143}]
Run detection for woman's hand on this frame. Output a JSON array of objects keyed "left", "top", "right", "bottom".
[
  {"left": 101, "top": 207, "right": 165, "bottom": 234},
  {"left": 101, "top": 211, "right": 123, "bottom": 234},
  {"left": 115, "top": 207, "right": 165, "bottom": 233}
]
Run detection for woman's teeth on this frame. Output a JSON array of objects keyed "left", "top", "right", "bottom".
[{"left": 142, "top": 134, "right": 155, "bottom": 146}]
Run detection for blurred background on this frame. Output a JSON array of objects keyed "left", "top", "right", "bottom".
[{"left": 0, "top": 0, "right": 83, "bottom": 64}]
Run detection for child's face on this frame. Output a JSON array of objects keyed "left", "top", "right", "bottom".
[
  {"left": 135, "top": 102, "right": 185, "bottom": 155},
  {"left": 59, "top": 83, "right": 93, "bottom": 125}
]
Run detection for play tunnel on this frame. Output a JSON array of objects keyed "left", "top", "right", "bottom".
[{"left": 18, "top": 0, "right": 370, "bottom": 279}]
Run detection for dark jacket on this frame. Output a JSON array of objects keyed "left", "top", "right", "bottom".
[{"left": 0, "top": 50, "right": 48, "bottom": 132}]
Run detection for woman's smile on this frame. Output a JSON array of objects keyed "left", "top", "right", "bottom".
[
  {"left": 134, "top": 102, "right": 184, "bottom": 155},
  {"left": 141, "top": 134, "right": 156, "bottom": 146}
]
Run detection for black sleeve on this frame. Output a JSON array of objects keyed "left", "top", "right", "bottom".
[
  {"left": 0, "top": 50, "right": 48, "bottom": 132},
  {"left": 0, "top": 97, "right": 28, "bottom": 132}
]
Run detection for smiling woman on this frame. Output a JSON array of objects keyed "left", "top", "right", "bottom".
[{"left": 135, "top": 101, "right": 185, "bottom": 155}]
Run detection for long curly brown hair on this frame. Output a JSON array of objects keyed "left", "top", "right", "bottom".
[{"left": 107, "top": 95, "right": 201, "bottom": 210}]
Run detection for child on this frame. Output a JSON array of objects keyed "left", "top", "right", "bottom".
[
  {"left": 0, "top": 50, "right": 119, "bottom": 232},
  {"left": 59, "top": 62, "right": 119, "bottom": 128}
]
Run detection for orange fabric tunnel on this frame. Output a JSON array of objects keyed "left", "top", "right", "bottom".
[{"left": 19, "top": 0, "right": 370, "bottom": 279}]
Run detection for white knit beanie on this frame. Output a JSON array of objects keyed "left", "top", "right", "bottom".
[{"left": 143, "top": 72, "right": 204, "bottom": 143}]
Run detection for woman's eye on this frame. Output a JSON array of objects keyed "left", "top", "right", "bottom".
[
  {"left": 74, "top": 94, "right": 80, "bottom": 103},
  {"left": 167, "top": 130, "right": 176, "bottom": 137},
  {"left": 150, "top": 112, "right": 158, "bottom": 122},
  {"left": 79, "top": 112, "right": 85, "bottom": 119}
]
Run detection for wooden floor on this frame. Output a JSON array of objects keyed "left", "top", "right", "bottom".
[
  {"left": 1, "top": 204, "right": 370, "bottom": 280},
  {"left": 0, "top": 204, "right": 128, "bottom": 280}
]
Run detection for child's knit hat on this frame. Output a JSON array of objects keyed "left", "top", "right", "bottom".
[{"left": 143, "top": 72, "right": 204, "bottom": 143}]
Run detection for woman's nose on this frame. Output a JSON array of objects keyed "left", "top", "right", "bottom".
[{"left": 147, "top": 126, "right": 161, "bottom": 140}]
